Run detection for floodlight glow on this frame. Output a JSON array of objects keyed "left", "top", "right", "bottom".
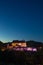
[
  {"left": 33, "top": 48, "right": 37, "bottom": 51},
  {"left": 27, "top": 47, "right": 32, "bottom": 51}
]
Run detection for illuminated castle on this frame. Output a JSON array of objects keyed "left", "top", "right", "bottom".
[
  {"left": 1, "top": 40, "right": 37, "bottom": 52},
  {"left": 7, "top": 40, "right": 27, "bottom": 49},
  {"left": 12, "top": 40, "right": 27, "bottom": 47}
]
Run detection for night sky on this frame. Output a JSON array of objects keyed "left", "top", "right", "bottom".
[{"left": 0, "top": 0, "right": 43, "bottom": 42}]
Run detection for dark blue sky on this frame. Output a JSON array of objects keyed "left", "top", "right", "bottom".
[{"left": 0, "top": 0, "right": 43, "bottom": 42}]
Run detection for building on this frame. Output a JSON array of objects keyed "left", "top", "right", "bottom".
[{"left": 12, "top": 40, "right": 27, "bottom": 47}]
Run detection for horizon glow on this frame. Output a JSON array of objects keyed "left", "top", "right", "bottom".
[{"left": 0, "top": 0, "right": 43, "bottom": 42}]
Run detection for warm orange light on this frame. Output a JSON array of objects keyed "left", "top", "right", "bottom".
[
  {"left": 1, "top": 48, "right": 5, "bottom": 51},
  {"left": 21, "top": 43, "right": 27, "bottom": 47},
  {"left": 12, "top": 42, "right": 27, "bottom": 47},
  {"left": 12, "top": 43, "right": 17, "bottom": 46},
  {"left": 18, "top": 43, "right": 21, "bottom": 46}
]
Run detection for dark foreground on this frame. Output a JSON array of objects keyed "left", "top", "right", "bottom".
[{"left": 0, "top": 50, "right": 43, "bottom": 65}]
